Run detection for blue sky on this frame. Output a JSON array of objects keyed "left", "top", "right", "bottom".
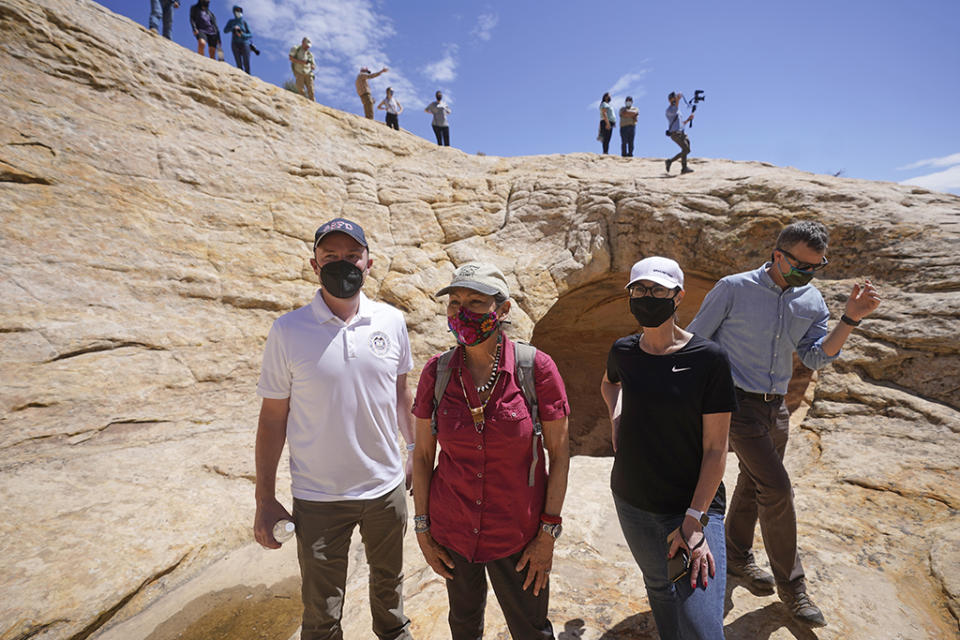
[{"left": 109, "top": 0, "right": 959, "bottom": 193}]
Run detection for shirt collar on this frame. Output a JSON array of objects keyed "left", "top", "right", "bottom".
[
  {"left": 310, "top": 290, "right": 373, "bottom": 325},
  {"left": 756, "top": 263, "right": 782, "bottom": 292}
]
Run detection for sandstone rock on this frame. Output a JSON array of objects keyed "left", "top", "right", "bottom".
[{"left": 0, "top": 0, "right": 958, "bottom": 638}]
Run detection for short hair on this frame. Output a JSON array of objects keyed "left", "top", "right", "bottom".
[
  {"left": 668, "top": 92, "right": 676, "bottom": 101},
  {"left": 776, "top": 220, "right": 829, "bottom": 253}
]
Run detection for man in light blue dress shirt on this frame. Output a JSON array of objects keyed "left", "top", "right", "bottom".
[{"left": 688, "top": 221, "right": 881, "bottom": 628}]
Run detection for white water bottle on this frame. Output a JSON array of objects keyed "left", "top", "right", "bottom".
[{"left": 273, "top": 519, "right": 295, "bottom": 544}]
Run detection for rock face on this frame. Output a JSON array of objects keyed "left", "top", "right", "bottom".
[{"left": 1, "top": 0, "right": 959, "bottom": 638}]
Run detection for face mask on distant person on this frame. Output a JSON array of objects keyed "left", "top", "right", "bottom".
[
  {"left": 625, "top": 100, "right": 633, "bottom": 107},
  {"left": 448, "top": 307, "right": 499, "bottom": 346},
  {"left": 775, "top": 253, "right": 816, "bottom": 287},
  {"left": 320, "top": 260, "right": 365, "bottom": 299},
  {"left": 234, "top": 10, "right": 242, "bottom": 17},
  {"left": 629, "top": 297, "right": 676, "bottom": 328}
]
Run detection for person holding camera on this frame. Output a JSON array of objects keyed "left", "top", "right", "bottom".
[
  {"left": 665, "top": 92, "right": 694, "bottom": 174},
  {"left": 601, "top": 256, "right": 735, "bottom": 640},
  {"left": 378, "top": 87, "right": 403, "bottom": 130},
  {"left": 223, "top": 5, "right": 255, "bottom": 74},
  {"left": 289, "top": 37, "right": 316, "bottom": 101}
]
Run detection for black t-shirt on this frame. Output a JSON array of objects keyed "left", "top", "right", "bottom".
[{"left": 607, "top": 333, "right": 737, "bottom": 515}]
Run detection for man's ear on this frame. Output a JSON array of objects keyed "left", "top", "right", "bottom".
[{"left": 365, "top": 258, "right": 374, "bottom": 273}]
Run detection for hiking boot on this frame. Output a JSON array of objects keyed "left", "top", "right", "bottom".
[
  {"left": 665, "top": 159, "right": 672, "bottom": 173},
  {"left": 779, "top": 588, "right": 827, "bottom": 627},
  {"left": 681, "top": 167, "right": 694, "bottom": 174},
  {"left": 727, "top": 559, "right": 775, "bottom": 595}
]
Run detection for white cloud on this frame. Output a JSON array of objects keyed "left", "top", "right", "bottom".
[
  {"left": 241, "top": 0, "right": 424, "bottom": 106},
  {"left": 423, "top": 45, "right": 459, "bottom": 83},
  {"left": 896, "top": 152, "right": 960, "bottom": 171},
  {"left": 901, "top": 164, "right": 960, "bottom": 194},
  {"left": 585, "top": 69, "right": 650, "bottom": 110},
  {"left": 471, "top": 12, "right": 498, "bottom": 41}
]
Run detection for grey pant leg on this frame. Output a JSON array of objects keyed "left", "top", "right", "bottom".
[
  {"left": 294, "top": 498, "right": 361, "bottom": 640},
  {"left": 358, "top": 483, "right": 412, "bottom": 640},
  {"left": 445, "top": 548, "right": 489, "bottom": 640},
  {"left": 486, "top": 551, "right": 554, "bottom": 640},
  {"left": 669, "top": 131, "right": 691, "bottom": 168},
  {"left": 726, "top": 396, "right": 805, "bottom": 588}
]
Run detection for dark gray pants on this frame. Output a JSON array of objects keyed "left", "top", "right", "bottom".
[
  {"left": 725, "top": 392, "right": 805, "bottom": 590},
  {"left": 293, "top": 483, "right": 412, "bottom": 640},
  {"left": 445, "top": 547, "right": 554, "bottom": 640},
  {"left": 668, "top": 131, "right": 690, "bottom": 169}
]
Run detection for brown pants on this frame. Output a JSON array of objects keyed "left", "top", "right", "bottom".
[
  {"left": 725, "top": 392, "right": 805, "bottom": 590},
  {"left": 295, "top": 72, "right": 315, "bottom": 101},
  {"left": 361, "top": 92, "right": 375, "bottom": 119},
  {"left": 444, "top": 547, "right": 554, "bottom": 640},
  {"left": 293, "top": 483, "right": 412, "bottom": 640}
]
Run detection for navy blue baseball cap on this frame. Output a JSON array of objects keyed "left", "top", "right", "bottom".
[{"left": 313, "top": 217, "right": 368, "bottom": 250}]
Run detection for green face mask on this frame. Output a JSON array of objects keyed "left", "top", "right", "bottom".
[{"left": 775, "top": 253, "right": 815, "bottom": 287}]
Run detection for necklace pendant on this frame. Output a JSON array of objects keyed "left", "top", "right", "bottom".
[{"left": 469, "top": 406, "right": 485, "bottom": 432}]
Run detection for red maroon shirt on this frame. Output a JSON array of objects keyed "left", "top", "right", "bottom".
[{"left": 412, "top": 338, "right": 570, "bottom": 562}]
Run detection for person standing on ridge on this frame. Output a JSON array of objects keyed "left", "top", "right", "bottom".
[
  {"left": 619, "top": 96, "right": 639, "bottom": 157},
  {"left": 687, "top": 220, "right": 882, "bottom": 628},
  {"left": 148, "top": 0, "right": 179, "bottom": 39},
  {"left": 189, "top": 0, "right": 220, "bottom": 59},
  {"left": 289, "top": 37, "right": 316, "bottom": 101},
  {"left": 357, "top": 66, "right": 389, "bottom": 119},
  {"left": 254, "top": 217, "right": 417, "bottom": 640},
  {"left": 598, "top": 92, "right": 615, "bottom": 155},
  {"left": 665, "top": 91, "right": 693, "bottom": 174},
  {"left": 425, "top": 91, "right": 451, "bottom": 146},
  {"left": 378, "top": 87, "right": 403, "bottom": 130},
  {"left": 223, "top": 5, "right": 254, "bottom": 74}
]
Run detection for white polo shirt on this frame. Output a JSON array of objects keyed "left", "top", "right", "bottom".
[{"left": 257, "top": 290, "right": 414, "bottom": 502}]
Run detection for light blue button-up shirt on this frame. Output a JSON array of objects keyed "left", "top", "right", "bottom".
[{"left": 687, "top": 264, "right": 839, "bottom": 395}]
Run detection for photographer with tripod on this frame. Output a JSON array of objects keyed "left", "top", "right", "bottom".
[{"left": 665, "top": 91, "right": 702, "bottom": 175}]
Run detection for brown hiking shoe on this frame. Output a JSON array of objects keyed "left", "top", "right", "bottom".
[
  {"left": 727, "top": 559, "right": 775, "bottom": 595},
  {"left": 779, "top": 588, "right": 827, "bottom": 627}
]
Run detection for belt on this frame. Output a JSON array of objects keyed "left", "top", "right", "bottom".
[{"left": 735, "top": 388, "right": 784, "bottom": 403}]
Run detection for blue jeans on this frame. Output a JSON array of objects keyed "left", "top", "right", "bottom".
[
  {"left": 614, "top": 494, "right": 726, "bottom": 640},
  {"left": 148, "top": 0, "right": 175, "bottom": 39},
  {"left": 232, "top": 40, "right": 251, "bottom": 73},
  {"left": 620, "top": 124, "right": 635, "bottom": 157}
]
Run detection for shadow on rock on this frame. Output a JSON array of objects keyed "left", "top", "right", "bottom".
[{"left": 724, "top": 602, "right": 822, "bottom": 640}]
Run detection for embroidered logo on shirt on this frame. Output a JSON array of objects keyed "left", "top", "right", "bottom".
[
  {"left": 369, "top": 331, "right": 391, "bottom": 357},
  {"left": 671, "top": 365, "right": 691, "bottom": 373}
]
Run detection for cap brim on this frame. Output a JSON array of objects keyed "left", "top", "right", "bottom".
[
  {"left": 435, "top": 281, "right": 500, "bottom": 298},
  {"left": 626, "top": 275, "right": 681, "bottom": 290}
]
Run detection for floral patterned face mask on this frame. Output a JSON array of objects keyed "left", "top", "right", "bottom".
[{"left": 447, "top": 307, "right": 499, "bottom": 346}]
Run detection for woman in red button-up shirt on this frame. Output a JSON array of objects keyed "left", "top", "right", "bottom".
[{"left": 411, "top": 262, "right": 570, "bottom": 639}]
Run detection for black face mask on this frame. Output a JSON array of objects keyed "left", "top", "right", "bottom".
[
  {"left": 629, "top": 297, "right": 676, "bottom": 328},
  {"left": 320, "top": 260, "right": 364, "bottom": 299}
]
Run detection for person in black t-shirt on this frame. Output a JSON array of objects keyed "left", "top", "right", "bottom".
[{"left": 600, "top": 256, "right": 736, "bottom": 640}]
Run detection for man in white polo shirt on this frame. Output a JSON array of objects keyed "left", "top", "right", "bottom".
[{"left": 254, "top": 217, "right": 416, "bottom": 640}]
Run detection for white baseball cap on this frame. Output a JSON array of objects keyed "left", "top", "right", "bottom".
[{"left": 626, "top": 256, "right": 684, "bottom": 290}]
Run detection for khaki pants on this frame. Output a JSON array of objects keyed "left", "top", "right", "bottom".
[
  {"left": 361, "top": 92, "right": 375, "bottom": 119},
  {"left": 295, "top": 72, "right": 315, "bottom": 101},
  {"left": 725, "top": 392, "right": 805, "bottom": 590},
  {"left": 294, "top": 483, "right": 412, "bottom": 640}
]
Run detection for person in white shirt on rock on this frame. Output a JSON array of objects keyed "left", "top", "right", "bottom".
[
  {"left": 254, "top": 217, "right": 416, "bottom": 640},
  {"left": 378, "top": 86, "right": 403, "bottom": 130}
]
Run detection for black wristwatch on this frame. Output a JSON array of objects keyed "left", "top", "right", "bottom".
[
  {"left": 685, "top": 508, "right": 709, "bottom": 527},
  {"left": 840, "top": 314, "right": 861, "bottom": 327}
]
